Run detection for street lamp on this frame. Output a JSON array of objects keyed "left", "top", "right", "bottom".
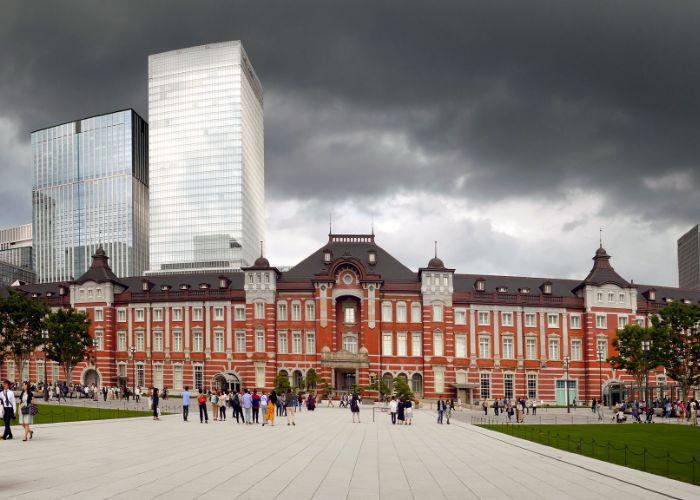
[
  {"left": 597, "top": 349, "right": 604, "bottom": 406},
  {"left": 130, "top": 345, "right": 136, "bottom": 391},
  {"left": 563, "top": 356, "right": 570, "bottom": 414},
  {"left": 641, "top": 340, "right": 651, "bottom": 404}
]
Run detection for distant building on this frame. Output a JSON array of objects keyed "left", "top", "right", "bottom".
[
  {"left": 31, "top": 109, "right": 149, "bottom": 283},
  {"left": 147, "top": 41, "right": 265, "bottom": 274},
  {"left": 0, "top": 261, "right": 35, "bottom": 287},
  {"left": 0, "top": 223, "right": 33, "bottom": 271},
  {"left": 678, "top": 225, "right": 700, "bottom": 290}
]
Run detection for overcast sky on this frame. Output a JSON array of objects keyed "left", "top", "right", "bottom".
[{"left": 1, "top": 1, "right": 699, "bottom": 286}]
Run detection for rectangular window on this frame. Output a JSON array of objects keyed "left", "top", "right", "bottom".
[
  {"left": 526, "top": 337, "right": 537, "bottom": 360},
  {"left": 51, "top": 363, "right": 58, "bottom": 383},
  {"left": 547, "top": 314, "right": 559, "bottom": 328},
  {"left": 278, "top": 331, "right": 288, "bottom": 354},
  {"left": 570, "top": 315, "right": 581, "bottom": 329},
  {"left": 305, "top": 302, "right": 315, "bottom": 321},
  {"left": 255, "top": 302, "right": 265, "bottom": 320},
  {"left": 596, "top": 314, "right": 607, "bottom": 329},
  {"left": 214, "top": 307, "right": 225, "bottom": 321},
  {"left": 502, "top": 337, "right": 514, "bottom": 359},
  {"left": 117, "top": 309, "right": 126, "bottom": 322},
  {"left": 597, "top": 337, "right": 608, "bottom": 359},
  {"left": 135, "top": 309, "right": 144, "bottom": 322},
  {"left": 548, "top": 338, "right": 560, "bottom": 360},
  {"left": 153, "top": 331, "right": 163, "bottom": 352},
  {"left": 527, "top": 374, "right": 538, "bottom": 399},
  {"left": 136, "top": 332, "right": 145, "bottom": 351},
  {"left": 256, "top": 328, "right": 265, "bottom": 352},
  {"left": 173, "top": 365, "right": 183, "bottom": 390},
  {"left": 571, "top": 339, "right": 582, "bottom": 361},
  {"left": 636, "top": 317, "right": 645, "bottom": 327},
  {"left": 94, "top": 329, "right": 104, "bottom": 351},
  {"left": 344, "top": 306, "right": 356, "bottom": 325},
  {"left": 136, "top": 364, "right": 145, "bottom": 387},
  {"left": 94, "top": 308, "right": 104, "bottom": 322},
  {"left": 454, "top": 308, "right": 467, "bottom": 325},
  {"left": 193, "top": 330, "right": 203, "bottom": 352},
  {"left": 255, "top": 365, "right": 265, "bottom": 388},
  {"left": 480, "top": 373, "right": 491, "bottom": 399},
  {"left": 619, "top": 293, "right": 625, "bottom": 302},
  {"left": 6, "top": 361, "right": 15, "bottom": 382},
  {"left": 291, "top": 303, "right": 301, "bottom": 321},
  {"left": 433, "top": 304, "right": 443, "bottom": 322},
  {"left": 292, "top": 331, "right": 302, "bottom": 353},
  {"left": 382, "top": 302, "right": 392, "bottom": 322},
  {"left": 478, "top": 311, "right": 490, "bottom": 326},
  {"left": 235, "top": 331, "right": 246, "bottom": 353},
  {"left": 618, "top": 316, "right": 628, "bottom": 329},
  {"left": 305, "top": 331, "right": 316, "bottom": 354},
  {"left": 153, "top": 364, "right": 164, "bottom": 389},
  {"left": 597, "top": 292, "right": 604, "bottom": 302},
  {"left": 501, "top": 312, "right": 513, "bottom": 327},
  {"left": 194, "top": 365, "right": 203, "bottom": 392},
  {"left": 396, "top": 303, "right": 407, "bottom": 323},
  {"left": 504, "top": 373, "right": 514, "bottom": 400},
  {"left": 455, "top": 335, "right": 467, "bottom": 358},
  {"left": 234, "top": 305, "right": 246, "bottom": 321},
  {"left": 277, "top": 302, "right": 288, "bottom": 321},
  {"left": 382, "top": 333, "right": 393, "bottom": 356},
  {"left": 524, "top": 313, "right": 536, "bottom": 327},
  {"left": 433, "top": 331, "right": 444, "bottom": 356},
  {"left": 214, "top": 330, "right": 224, "bottom": 352},
  {"left": 397, "top": 332, "right": 407, "bottom": 356},
  {"left": 411, "top": 303, "right": 422, "bottom": 323},
  {"left": 411, "top": 332, "right": 422, "bottom": 356},
  {"left": 434, "top": 369, "right": 445, "bottom": 393},
  {"left": 118, "top": 363, "right": 127, "bottom": 380},
  {"left": 479, "top": 336, "right": 490, "bottom": 359},
  {"left": 173, "top": 330, "right": 183, "bottom": 352},
  {"left": 608, "top": 292, "right": 615, "bottom": 302},
  {"left": 192, "top": 308, "right": 203, "bottom": 321},
  {"left": 153, "top": 308, "right": 163, "bottom": 322},
  {"left": 37, "top": 361, "right": 45, "bottom": 383},
  {"left": 172, "top": 308, "right": 182, "bottom": 321},
  {"left": 117, "top": 331, "right": 126, "bottom": 351}
]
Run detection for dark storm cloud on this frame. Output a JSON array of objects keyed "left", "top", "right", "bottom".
[{"left": 1, "top": 0, "right": 699, "bottom": 226}]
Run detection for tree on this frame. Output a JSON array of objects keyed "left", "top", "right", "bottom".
[
  {"left": 393, "top": 376, "right": 415, "bottom": 401},
  {"left": 653, "top": 302, "right": 700, "bottom": 400},
  {"left": 304, "top": 368, "right": 320, "bottom": 390},
  {"left": 608, "top": 324, "right": 663, "bottom": 401},
  {"left": 367, "top": 375, "right": 393, "bottom": 398},
  {"left": 43, "top": 308, "right": 91, "bottom": 384},
  {"left": 0, "top": 290, "right": 48, "bottom": 383},
  {"left": 274, "top": 371, "right": 291, "bottom": 393}
]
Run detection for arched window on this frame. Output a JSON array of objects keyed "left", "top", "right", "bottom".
[
  {"left": 381, "top": 301, "right": 393, "bottom": 322},
  {"left": 293, "top": 370, "right": 303, "bottom": 389},
  {"left": 397, "top": 372, "right": 408, "bottom": 384},
  {"left": 411, "top": 302, "right": 422, "bottom": 323},
  {"left": 382, "top": 372, "right": 393, "bottom": 392},
  {"left": 396, "top": 302, "right": 407, "bottom": 323},
  {"left": 411, "top": 373, "right": 423, "bottom": 397},
  {"left": 343, "top": 334, "right": 358, "bottom": 353}
]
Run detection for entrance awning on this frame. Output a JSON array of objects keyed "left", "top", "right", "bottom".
[{"left": 216, "top": 372, "right": 240, "bottom": 383}]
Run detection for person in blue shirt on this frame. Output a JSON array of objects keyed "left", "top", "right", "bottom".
[
  {"left": 242, "top": 389, "right": 253, "bottom": 424},
  {"left": 182, "top": 386, "right": 190, "bottom": 422}
]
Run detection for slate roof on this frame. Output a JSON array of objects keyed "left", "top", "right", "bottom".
[
  {"left": 454, "top": 273, "right": 581, "bottom": 296},
  {"left": 72, "top": 246, "right": 124, "bottom": 286},
  {"left": 280, "top": 234, "right": 418, "bottom": 282},
  {"left": 573, "top": 246, "right": 630, "bottom": 291}
]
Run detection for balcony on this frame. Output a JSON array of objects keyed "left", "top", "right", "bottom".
[{"left": 320, "top": 349, "right": 369, "bottom": 368}]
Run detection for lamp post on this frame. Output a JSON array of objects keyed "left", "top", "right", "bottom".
[
  {"left": 641, "top": 340, "right": 651, "bottom": 404},
  {"left": 130, "top": 345, "right": 136, "bottom": 391},
  {"left": 564, "top": 356, "right": 570, "bottom": 413},
  {"left": 597, "top": 349, "right": 604, "bottom": 406}
]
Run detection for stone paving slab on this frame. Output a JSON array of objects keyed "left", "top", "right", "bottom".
[{"left": 2, "top": 407, "right": 699, "bottom": 499}]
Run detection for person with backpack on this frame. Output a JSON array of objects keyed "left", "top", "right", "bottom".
[
  {"left": 198, "top": 390, "right": 208, "bottom": 423},
  {"left": 218, "top": 391, "right": 228, "bottom": 421},
  {"left": 350, "top": 393, "right": 361, "bottom": 423},
  {"left": 210, "top": 391, "right": 219, "bottom": 421},
  {"left": 231, "top": 390, "right": 243, "bottom": 423}
]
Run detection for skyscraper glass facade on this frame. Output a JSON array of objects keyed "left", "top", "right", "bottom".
[
  {"left": 148, "top": 41, "right": 265, "bottom": 273},
  {"left": 31, "top": 110, "right": 149, "bottom": 283},
  {"left": 0, "top": 223, "right": 33, "bottom": 271}
]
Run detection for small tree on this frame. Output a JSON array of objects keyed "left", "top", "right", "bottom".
[
  {"left": 653, "top": 302, "right": 700, "bottom": 400},
  {"left": 393, "top": 376, "right": 415, "bottom": 401},
  {"left": 43, "top": 308, "right": 91, "bottom": 384},
  {"left": 0, "top": 290, "right": 48, "bottom": 383},
  {"left": 304, "top": 368, "right": 320, "bottom": 390},
  {"left": 367, "top": 375, "right": 393, "bottom": 398},
  {"left": 274, "top": 371, "right": 291, "bottom": 393},
  {"left": 609, "top": 324, "right": 663, "bottom": 401}
]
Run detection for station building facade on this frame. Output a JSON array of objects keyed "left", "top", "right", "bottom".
[{"left": 4, "top": 233, "right": 699, "bottom": 404}]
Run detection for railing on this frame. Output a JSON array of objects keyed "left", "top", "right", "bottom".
[
  {"left": 320, "top": 350, "right": 369, "bottom": 364},
  {"left": 474, "top": 418, "right": 700, "bottom": 485}
]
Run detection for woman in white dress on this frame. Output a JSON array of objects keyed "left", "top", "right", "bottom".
[{"left": 19, "top": 381, "right": 34, "bottom": 441}]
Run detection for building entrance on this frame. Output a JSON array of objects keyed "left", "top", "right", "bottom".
[
  {"left": 213, "top": 372, "right": 241, "bottom": 393},
  {"left": 335, "top": 369, "right": 357, "bottom": 392}
]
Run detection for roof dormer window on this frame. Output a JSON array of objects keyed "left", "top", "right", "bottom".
[
  {"left": 161, "top": 285, "right": 171, "bottom": 292},
  {"left": 323, "top": 249, "right": 332, "bottom": 263},
  {"left": 648, "top": 289, "right": 656, "bottom": 301},
  {"left": 497, "top": 286, "right": 508, "bottom": 293},
  {"left": 475, "top": 278, "right": 485, "bottom": 292},
  {"left": 664, "top": 297, "right": 673, "bottom": 303},
  {"left": 219, "top": 278, "right": 228, "bottom": 289},
  {"left": 180, "top": 284, "right": 190, "bottom": 290},
  {"left": 520, "top": 287, "right": 530, "bottom": 294},
  {"left": 368, "top": 250, "right": 376, "bottom": 265},
  {"left": 142, "top": 280, "right": 150, "bottom": 291},
  {"left": 199, "top": 283, "right": 209, "bottom": 289},
  {"left": 46, "top": 292, "right": 54, "bottom": 297},
  {"left": 542, "top": 282, "right": 552, "bottom": 295},
  {"left": 684, "top": 299, "right": 692, "bottom": 304},
  {"left": 58, "top": 286, "right": 66, "bottom": 296}
]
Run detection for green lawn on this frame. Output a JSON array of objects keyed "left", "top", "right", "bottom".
[
  {"left": 11, "top": 404, "right": 152, "bottom": 426},
  {"left": 481, "top": 423, "right": 700, "bottom": 485}
]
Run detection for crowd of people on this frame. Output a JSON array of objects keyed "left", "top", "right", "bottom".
[
  {"left": 2, "top": 379, "right": 35, "bottom": 442},
  {"left": 481, "top": 398, "right": 539, "bottom": 422},
  {"left": 608, "top": 398, "right": 699, "bottom": 425}
]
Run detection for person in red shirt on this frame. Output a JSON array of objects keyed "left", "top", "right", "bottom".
[{"left": 252, "top": 389, "right": 261, "bottom": 424}]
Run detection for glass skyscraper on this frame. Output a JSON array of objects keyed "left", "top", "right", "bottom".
[
  {"left": 31, "top": 109, "right": 149, "bottom": 283},
  {"left": 148, "top": 41, "right": 265, "bottom": 273}
]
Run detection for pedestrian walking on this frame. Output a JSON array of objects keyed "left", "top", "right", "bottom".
[
  {"left": 445, "top": 399, "right": 454, "bottom": 425},
  {"left": 397, "top": 398, "right": 406, "bottom": 425},
  {"left": 210, "top": 391, "right": 219, "bottom": 421},
  {"left": 182, "top": 386, "right": 190, "bottom": 422},
  {"left": 242, "top": 389, "right": 253, "bottom": 424},
  {"left": 218, "top": 391, "right": 228, "bottom": 421},
  {"left": 404, "top": 398, "right": 413, "bottom": 425},
  {"left": 252, "top": 389, "right": 261, "bottom": 423},
  {"left": 1, "top": 380, "right": 16, "bottom": 440},
  {"left": 389, "top": 397, "right": 398, "bottom": 424},
  {"left": 437, "top": 399, "right": 445, "bottom": 424},
  {"left": 151, "top": 387, "right": 160, "bottom": 421},
  {"left": 285, "top": 391, "right": 296, "bottom": 426},
  {"left": 198, "top": 390, "right": 209, "bottom": 423},
  {"left": 264, "top": 391, "right": 277, "bottom": 426},
  {"left": 532, "top": 400, "right": 538, "bottom": 416},
  {"left": 232, "top": 391, "right": 243, "bottom": 423},
  {"left": 350, "top": 393, "right": 361, "bottom": 423}
]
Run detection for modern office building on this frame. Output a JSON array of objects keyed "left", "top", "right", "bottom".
[
  {"left": 147, "top": 41, "right": 265, "bottom": 274},
  {"left": 31, "top": 109, "right": 149, "bottom": 283},
  {"left": 0, "top": 261, "right": 35, "bottom": 287},
  {"left": 0, "top": 223, "right": 33, "bottom": 270},
  {"left": 678, "top": 225, "right": 700, "bottom": 290}
]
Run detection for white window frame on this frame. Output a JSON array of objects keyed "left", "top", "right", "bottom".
[
  {"left": 501, "top": 311, "right": 514, "bottom": 327},
  {"left": 192, "top": 307, "right": 203, "bottom": 321},
  {"left": 254, "top": 302, "right": 265, "bottom": 320},
  {"left": 596, "top": 314, "right": 607, "bottom": 329},
  {"left": 502, "top": 336, "right": 514, "bottom": 359},
  {"left": 117, "top": 331, "right": 127, "bottom": 351},
  {"left": 479, "top": 336, "right": 491, "bottom": 359},
  {"left": 214, "top": 307, "right": 225, "bottom": 321},
  {"left": 381, "top": 302, "right": 393, "bottom": 322},
  {"left": 570, "top": 314, "right": 581, "bottom": 329},
  {"left": 455, "top": 334, "right": 467, "bottom": 358},
  {"left": 454, "top": 308, "right": 467, "bottom": 325},
  {"left": 172, "top": 308, "right": 182, "bottom": 322},
  {"left": 153, "top": 308, "right": 163, "bottom": 322},
  {"left": 382, "top": 333, "right": 393, "bottom": 356},
  {"left": 234, "top": 305, "right": 246, "bottom": 321},
  {"left": 547, "top": 314, "right": 559, "bottom": 328},
  {"left": 548, "top": 337, "right": 560, "bottom": 360},
  {"left": 235, "top": 331, "right": 246, "bottom": 353},
  {"left": 94, "top": 308, "right": 104, "bottom": 322},
  {"left": 525, "top": 336, "right": 537, "bottom": 360},
  {"left": 117, "top": 308, "right": 127, "bottom": 322},
  {"left": 277, "top": 302, "right": 288, "bottom": 321},
  {"left": 396, "top": 302, "right": 407, "bottom": 323},
  {"left": 214, "top": 329, "right": 224, "bottom": 352},
  {"left": 292, "top": 331, "right": 302, "bottom": 354},
  {"left": 278, "top": 331, "right": 288, "bottom": 354},
  {"left": 305, "top": 301, "right": 315, "bottom": 321},
  {"left": 153, "top": 330, "right": 163, "bottom": 352},
  {"left": 135, "top": 308, "right": 144, "bottom": 322},
  {"left": 433, "top": 304, "right": 443, "bottom": 322},
  {"left": 255, "top": 328, "right": 265, "bottom": 352},
  {"left": 478, "top": 311, "right": 490, "bottom": 326},
  {"left": 571, "top": 338, "right": 582, "bottom": 361},
  {"left": 305, "top": 331, "right": 316, "bottom": 354},
  {"left": 291, "top": 302, "right": 302, "bottom": 322},
  {"left": 524, "top": 313, "right": 536, "bottom": 328},
  {"left": 433, "top": 331, "right": 444, "bottom": 356},
  {"left": 193, "top": 329, "right": 203, "bottom": 352},
  {"left": 411, "top": 303, "right": 422, "bottom": 323},
  {"left": 617, "top": 315, "right": 628, "bottom": 329},
  {"left": 411, "top": 332, "right": 422, "bottom": 356},
  {"left": 397, "top": 332, "right": 407, "bottom": 356},
  {"left": 172, "top": 329, "right": 183, "bottom": 352}
]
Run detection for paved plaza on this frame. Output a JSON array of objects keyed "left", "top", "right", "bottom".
[{"left": 3, "top": 407, "right": 699, "bottom": 500}]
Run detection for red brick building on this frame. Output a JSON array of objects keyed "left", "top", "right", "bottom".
[{"left": 4, "top": 233, "right": 698, "bottom": 404}]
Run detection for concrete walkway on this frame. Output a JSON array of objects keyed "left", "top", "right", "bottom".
[{"left": 2, "top": 407, "right": 699, "bottom": 499}]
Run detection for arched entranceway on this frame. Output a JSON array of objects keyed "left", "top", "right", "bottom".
[
  {"left": 292, "top": 370, "right": 303, "bottom": 389},
  {"left": 83, "top": 368, "right": 100, "bottom": 387},
  {"left": 212, "top": 372, "right": 241, "bottom": 393}
]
